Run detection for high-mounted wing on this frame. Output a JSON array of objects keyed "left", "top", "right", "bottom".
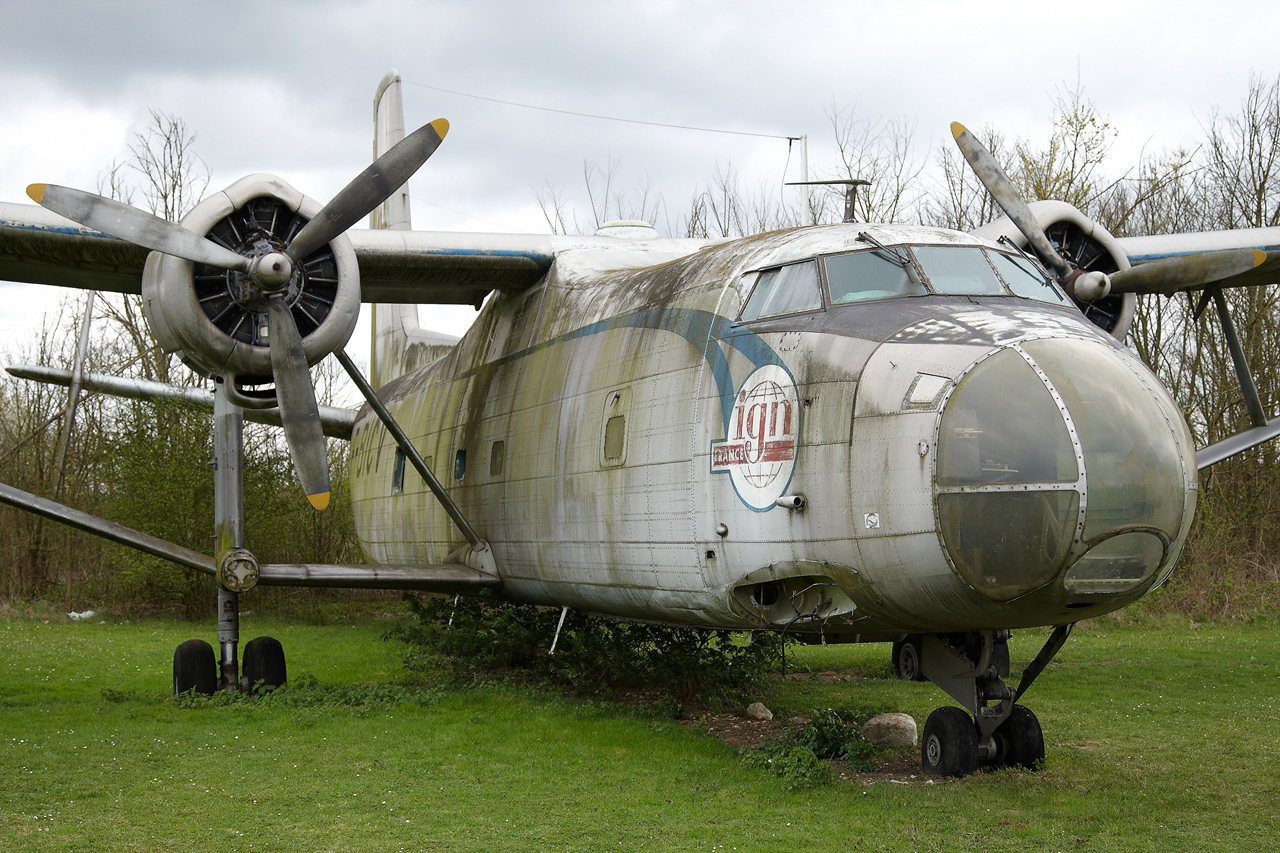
[
  {"left": 1117, "top": 230, "right": 1280, "bottom": 292},
  {"left": 0, "top": 200, "right": 148, "bottom": 293},
  {"left": 0, "top": 199, "right": 554, "bottom": 305}
]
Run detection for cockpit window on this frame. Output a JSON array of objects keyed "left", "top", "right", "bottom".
[
  {"left": 912, "top": 246, "right": 1006, "bottom": 296},
  {"left": 824, "top": 250, "right": 927, "bottom": 304},
  {"left": 740, "top": 260, "right": 823, "bottom": 321},
  {"left": 990, "top": 251, "right": 1071, "bottom": 305}
]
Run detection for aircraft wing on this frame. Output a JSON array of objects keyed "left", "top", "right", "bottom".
[
  {"left": 1116, "top": 227, "right": 1280, "bottom": 292},
  {"left": 0, "top": 200, "right": 555, "bottom": 304},
  {"left": 344, "top": 229, "right": 552, "bottom": 304},
  {"left": 0, "top": 200, "right": 148, "bottom": 293}
]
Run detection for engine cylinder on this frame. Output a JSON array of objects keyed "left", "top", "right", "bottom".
[{"left": 140, "top": 174, "right": 360, "bottom": 380}]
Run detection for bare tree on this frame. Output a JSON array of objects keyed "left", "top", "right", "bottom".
[
  {"left": 129, "top": 109, "right": 209, "bottom": 222},
  {"left": 826, "top": 104, "right": 926, "bottom": 224}
]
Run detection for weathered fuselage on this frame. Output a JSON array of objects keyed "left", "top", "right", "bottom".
[{"left": 348, "top": 224, "right": 1198, "bottom": 639}]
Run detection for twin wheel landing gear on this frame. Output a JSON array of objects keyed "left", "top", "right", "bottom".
[
  {"left": 172, "top": 635, "right": 287, "bottom": 696},
  {"left": 172, "top": 382, "right": 288, "bottom": 698},
  {"left": 896, "top": 625, "right": 1073, "bottom": 777},
  {"left": 172, "top": 569, "right": 287, "bottom": 696}
]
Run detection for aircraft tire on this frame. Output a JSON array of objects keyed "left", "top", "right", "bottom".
[
  {"left": 921, "top": 706, "right": 979, "bottom": 777},
  {"left": 242, "top": 636, "right": 287, "bottom": 694},
  {"left": 173, "top": 639, "right": 217, "bottom": 696},
  {"left": 892, "top": 635, "right": 926, "bottom": 681},
  {"left": 993, "top": 704, "right": 1044, "bottom": 769},
  {"left": 992, "top": 641, "right": 1010, "bottom": 679}
]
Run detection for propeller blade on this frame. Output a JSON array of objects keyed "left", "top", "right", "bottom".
[
  {"left": 27, "top": 183, "right": 250, "bottom": 271},
  {"left": 265, "top": 297, "right": 330, "bottom": 510},
  {"left": 286, "top": 118, "right": 449, "bottom": 261},
  {"left": 1108, "top": 248, "right": 1267, "bottom": 295},
  {"left": 950, "top": 122, "right": 1072, "bottom": 279}
]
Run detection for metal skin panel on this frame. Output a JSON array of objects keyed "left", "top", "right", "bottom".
[{"left": 346, "top": 225, "right": 1201, "bottom": 634}]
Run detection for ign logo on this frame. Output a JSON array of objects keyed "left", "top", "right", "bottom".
[{"left": 711, "top": 364, "right": 799, "bottom": 510}]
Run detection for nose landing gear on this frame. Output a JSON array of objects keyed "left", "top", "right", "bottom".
[{"left": 916, "top": 624, "right": 1072, "bottom": 776}]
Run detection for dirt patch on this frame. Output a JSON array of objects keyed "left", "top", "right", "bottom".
[{"left": 614, "top": 687, "right": 926, "bottom": 785}]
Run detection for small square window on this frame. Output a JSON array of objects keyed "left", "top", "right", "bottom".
[
  {"left": 490, "top": 441, "right": 505, "bottom": 477},
  {"left": 391, "top": 448, "right": 406, "bottom": 494},
  {"left": 604, "top": 416, "right": 625, "bottom": 462}
]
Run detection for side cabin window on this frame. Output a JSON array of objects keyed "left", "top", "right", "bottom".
[
  {"left": 391, "top": 448, "right": 406, "bottom": 495},
  {"left": 740, "top": 260, "right": 823, "bottom": 321}
]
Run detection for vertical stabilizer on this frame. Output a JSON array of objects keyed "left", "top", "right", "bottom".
[{"left": 370, "top": 70, "right": 458, "bottom": 389}]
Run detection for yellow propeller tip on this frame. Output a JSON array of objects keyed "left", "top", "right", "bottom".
[
  {"left": 950, "top": 122, "right": 968, "bottom": 139},
  {"left": 1254, "top": 249, "right": 1267, "bottom": 267},
  {"left": 430, "top": 117, "right": 449, "bottom": 138},
  {"left": 307, "top": 492, "right": 331, "bottom": 511},
  {"left": 26, "top": 183, "right": 46, "bottom": 203}
]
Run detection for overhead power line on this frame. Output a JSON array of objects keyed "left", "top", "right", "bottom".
[{"left": 404, "top": 79, "right": 798, "bottom": 141}]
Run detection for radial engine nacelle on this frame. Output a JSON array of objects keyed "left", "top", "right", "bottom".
[
  {"left": 972, "top": 200, "right": 1136, "bottom": 340},
  {"left": 141, "top": 174, "right": 361, "bottom": 383}
]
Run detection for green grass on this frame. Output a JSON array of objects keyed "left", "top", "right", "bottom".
[{"left": 2, "top": 614, "right": 1278, "bottom": 851}]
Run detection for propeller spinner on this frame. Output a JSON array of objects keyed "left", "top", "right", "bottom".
[{"left": 30, "top": 118, "right": 449, "bottom": 509}]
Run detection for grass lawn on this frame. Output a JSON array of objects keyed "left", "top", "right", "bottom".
[{"left": 1, "top": 611, "right": 1277, "bottom": 851}]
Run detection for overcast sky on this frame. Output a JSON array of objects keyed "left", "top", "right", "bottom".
[{"left": 2, "top": 0, "right": 1278, "bottom": 353}]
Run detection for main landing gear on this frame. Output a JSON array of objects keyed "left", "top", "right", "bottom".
[
  {"left": 172, "top": 381, "right": 288, "bottom": 698},
  {"left": 899, "top": 625, "right": 1073, "bottom": 777}
]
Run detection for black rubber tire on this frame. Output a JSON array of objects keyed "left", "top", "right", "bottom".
[
  {"left": 992, "top": 641, "right": 1010, "bottom": 679},
  {"left": 921, "top": 706, "right": 979, "bottom": 777},
  {"left": 173, "top": 639, "right": 217, "bottom": 696},
  {"left": 892, "top": 634, "right": 926, "bottom": 682},
  {"left": 242, "top": 636, "right": 287, "bottom": 694},
  {"left": 993, "top": 704, "right": 1044, "bottom": 769}
]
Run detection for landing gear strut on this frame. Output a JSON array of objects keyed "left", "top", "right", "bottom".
[
  {"left": 172, "top": 382, "right": 286, "bottom": 696},
  {"left": 916, "top": 624, "right": 1072, "bottom": 777}
]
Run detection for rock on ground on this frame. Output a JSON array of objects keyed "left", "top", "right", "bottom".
[
  {"left": 862, "top": 712, "right": 917, "bottom": 747},
  {"left": 746, "top": 701, "right": 774, "bottom": 721}
]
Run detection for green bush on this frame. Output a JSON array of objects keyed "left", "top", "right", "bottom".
[
  {"left": 741, "top": 705, "right": 886, "bottom": 787},
  {"left": 740, "top": 743, "right": 835, "bottom": 790},
  {"left": 389, "top": 590, "right": 787, "bottom": 706}
]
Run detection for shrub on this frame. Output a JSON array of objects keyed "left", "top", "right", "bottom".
[{"left": 388, "top": 590, "right": 787, "bottom": 706}]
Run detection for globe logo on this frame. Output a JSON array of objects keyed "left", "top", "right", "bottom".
[{"left": 711, "top": 364, "right": 799, "bottom": 510}]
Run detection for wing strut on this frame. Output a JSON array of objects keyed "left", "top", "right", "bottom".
[
  {"left": 1209, "top": 286, "right": 1269, "bottom": 429},
  {"left": 1193, "top": 285, "right": 1280, "bottom": 468},
  {"left": 334, "top": 350, "right": 495, "bottom": 571}
]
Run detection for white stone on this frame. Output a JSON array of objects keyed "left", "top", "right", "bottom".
[
  {"left": 746, "top": 702, "right": 774, "bottom": 721},
  {"left": 861, "top": 712, "right": 917, "bottom": 747}
]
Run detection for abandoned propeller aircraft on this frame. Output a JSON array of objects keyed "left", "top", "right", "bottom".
[{"left": 4, "top": 71, "right": 1280, "bottom": 777}]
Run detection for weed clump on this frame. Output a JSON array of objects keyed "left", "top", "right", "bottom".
[
  {"left": 388, "top": 590, "right": 786, "bottom": 707},
  {"left": 171, "top": 673, "right": 440, "bottom": 716},
  {"left": 741, "top": 706, "right": 885, "bottom": 788}
]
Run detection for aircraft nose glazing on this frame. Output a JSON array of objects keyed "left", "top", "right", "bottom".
[{"left": 934, "top": 336, "right": 1196, "bottom": 603}]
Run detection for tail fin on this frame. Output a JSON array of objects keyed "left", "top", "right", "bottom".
[{"left": 369, "top": 70, "right": 458, "bottom": 389}]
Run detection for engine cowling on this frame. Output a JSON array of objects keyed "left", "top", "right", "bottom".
[
  {"left": 140, "top": 174, "right": 361, "bottom": 383},
  {"left": 973, "top": 200, "right": 1136, "bottom": 340}
]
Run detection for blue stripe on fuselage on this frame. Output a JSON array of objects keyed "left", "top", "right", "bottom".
[{"left": 453, "top": 307, "right": 784, "bottom": 431}]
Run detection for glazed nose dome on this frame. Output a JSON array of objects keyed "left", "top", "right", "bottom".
[{"left": 935, "top": 336, "right": 1194, "bottom": 601}]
